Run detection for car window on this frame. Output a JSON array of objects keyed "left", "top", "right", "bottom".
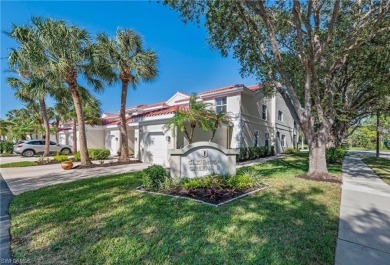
[
  {"left": 28, "top": 141, "right": 42, "bottom": 145},
  {"left": 50, "top": 141, "right": 57, "bottom": 145}
]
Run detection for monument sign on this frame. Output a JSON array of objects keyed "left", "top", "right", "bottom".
[{"left": 168, "top": 142, "right": 239, "bottom": 179}]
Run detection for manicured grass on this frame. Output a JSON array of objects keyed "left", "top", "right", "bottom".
[
  {"left": 362, "top": 157, "right": 390, "bottom": 186},
  {"left": 0, "top": 161, "right": 38, "bottom": 168},
  {"left": 349, "top": 147, "right": 389, "bottom": 152},
  {"left": 10, "top": 154, "right": 341, "bottom": 264}
]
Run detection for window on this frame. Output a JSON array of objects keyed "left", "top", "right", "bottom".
[
  {"left": 278, "top": 110, "right": 283, "bottom": 122},
  {"left": 50, "top": 141, "right": 57, "bottom": 145},
  {"left": 262, "top": 105, "right": 267, "bottom": 120},
  {"left": 254, "top": 131, "right": 259, "bottom": 147},
  {"left": 293, "top": 134, "right": 297, "bottom": 148},
  {"left": 215, "top": 97, "right": 227, "bottom": 113},
  {"left": 29, "top": 141, "right": 43, "bottom": 145},
  {"left": 281, "top": 134, "right": 286, "bottom": 147},
  {"left": 265, "top": 132, "right": 270, "bottom": 147}
]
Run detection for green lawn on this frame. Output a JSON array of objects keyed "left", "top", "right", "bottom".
[
  {"left": 0, "top": 161, "right": 37, "bottom": 168},
  {"left": 349, "top": 147, "right": 390, "bottom": 152},
  {"left": 362, "top": 157, "right": 390, "bottom": 186},
  {"left": 10, "top": 154, "right": 342, "bottom": 265}
]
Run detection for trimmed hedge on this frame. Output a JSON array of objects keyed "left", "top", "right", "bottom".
[
  {"left": 72, "top": 148, "right": 110, "bottom": 161},
  {"left": 237, "top": 146, "right": 275, "bottom": 162},
  {"left": 0, "top": 141, "right": 14, "bottom": 154},
  {"left": 88, "top": 149, "right": 110, "bottom": 160}
]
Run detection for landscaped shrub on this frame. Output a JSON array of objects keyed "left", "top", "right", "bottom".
[
  {"left": 54, "top": 154, "right": 69, "bottom": 162},
  {"left": 0, "top": 141, "right": 14, "bottom": 154},
  {"left": 88, "top": 149, "right": 110, "bottom": 160},
  {"left": 326, "top": 147, "right": 347, "bottom": 164},
  {"left": 227, "top": 175, "right": 253, "bottom": 190},
  {"left": 236, "top": 146, "right": 275, "bottom": 162},
  {"left": 73, "top": 152, "right": 81, "bottom": 161},
  {"left": 142, "top": 165, "right": 172, "bottom": 191},
  {"left": 284, "top": 148, "right": 299, "bottom": 154}
]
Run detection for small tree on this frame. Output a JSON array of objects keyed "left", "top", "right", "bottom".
[
  {"left": 208, "top": 111, "right": 233, "bottom": 141},
  {"left": 164, "top": 94, "right": 213, "bottom": 144}
]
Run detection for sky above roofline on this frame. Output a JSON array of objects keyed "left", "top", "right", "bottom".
[{"left": 0, "top": 1, "right": 258, "bottom": 118}]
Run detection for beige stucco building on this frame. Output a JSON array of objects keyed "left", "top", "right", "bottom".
[{"left": 58, "top": 83, "right": 298, "bottom": 166}]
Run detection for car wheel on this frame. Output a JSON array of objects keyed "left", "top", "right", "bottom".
[
  {"left": 22, "top": 149, "right": 35, "bottom": 157},
  {"left": 61, "top": 148, "right": 71, "bottom": 155}
]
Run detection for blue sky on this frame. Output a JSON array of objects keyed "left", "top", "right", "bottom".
[{"left": 0, "top": 1, "right": 257, "bottom": 118}]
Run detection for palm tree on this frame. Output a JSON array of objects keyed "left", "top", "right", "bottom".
[
  {"left": 0, "top": 119, "right": 14, "bottom": 140},
  {"left": 7, "top": 24, "right": 62, "bottom": 156},
  {"left": 26, "top": 17, "right": 114, "bottom": 166},
  {"left": 7, "top": 77, "right": 54, "bottom": 155},
  {"left": 96, "top": 29, "right": 158, "bottom": 162},
  {"left": 208, "top": 111, "right": 233, "bottom": 141},
  {"left": 164, "top": 94, "right": 213, "bottom": 144}
]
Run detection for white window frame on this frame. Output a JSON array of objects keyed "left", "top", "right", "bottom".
[
  {"left": 215, "top": 97, "right": 227, "bottom": 113},
  {"left": 278, "top": 110, "right": 284, "bottom": 122},
  {"left": 262, "top": 105, "right": 267, "bottom": 120},
  {"left": 281, "top": 134, "right": 286, "bottom": 147}
]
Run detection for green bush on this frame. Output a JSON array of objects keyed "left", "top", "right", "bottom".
[
  {"left": 284, "top": 148, "right": 299, "bottom": 154},
  {"left": 54, "top": 154, "right": 70, "bottom": 162},
  {"left": 227, "top": 175, "right": 253, "bottom": 190},
  {"left": 0, "top": 141, "right": 14, "bottom": 154},
  {"left": 88, "top": 149, "right": 110, "bottom": 160},
  {"left": 326, "top": 147, "right": 347, "bottom": 164},
  {"left": 142, "top": 165, "right": 171, "bottom": 191},
  {"left": 73, "top": 152, "right": 81, "bottom": 161},
  {"left": 236, "top": 146, "right": 275, "bottom": 162}
]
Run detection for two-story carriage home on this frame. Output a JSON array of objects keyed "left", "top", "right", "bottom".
[{"left": 57, "top": 83, "right": 298, "bottom": 166}]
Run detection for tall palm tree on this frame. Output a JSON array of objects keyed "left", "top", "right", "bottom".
[
  {"left": 0, "top": 119, "right": 14, "bottom": 140},
  {"left": 7, "top": 23, "right": 62, "bottom": 156},
  {"left": 27, "top": 17, "right": 114, "bottom": 166},
  {"left": 96, "top": 29, "right": 158, "bottom": 162}
]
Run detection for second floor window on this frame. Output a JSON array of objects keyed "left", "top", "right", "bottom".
[
  {"left": 215, "top": 97, "right": 227, "bottom": 113},
  {"left": 278, "top": 110, "right": 284, "bottom": 122},
  {"left": 262, "top": 105, "right": 267, "bottom": 120}
]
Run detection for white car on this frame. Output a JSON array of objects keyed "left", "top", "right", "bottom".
[{"left": 13, "top": 140, "right": 72, "bottom": 157}]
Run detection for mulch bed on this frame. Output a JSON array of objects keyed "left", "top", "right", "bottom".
[
  {"left": 73, "top": 160, "right": 142, "bottom": 169},
  {"left": 296, "top": 174, "right": 342, "bottom": 184},
  {"left": 143, "top": 186, "right": 263, "bottom": 205}
]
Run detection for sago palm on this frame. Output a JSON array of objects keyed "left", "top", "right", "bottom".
[{"left": 96, "top": 29, "right": 158, "bottom": 162}]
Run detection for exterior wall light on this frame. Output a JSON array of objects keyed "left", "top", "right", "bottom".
[
  {"left": 134, "top": 137, "right": 138, "bottom": 142},
  {"left": 166, "top": 136, "right": 171, "bottom": 142}
]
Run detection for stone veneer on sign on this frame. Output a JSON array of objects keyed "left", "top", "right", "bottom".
[{"left": 168, "top": 142, "right": 239, "bottom": 179}]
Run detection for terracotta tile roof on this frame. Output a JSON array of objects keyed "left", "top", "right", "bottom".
[
  {"left": 198, "top": 84, "right": 244, "bottom": 96},
  {"left": 247, "top": 84, "right": 264, "bottom": 92},
  {"left": 133, "top": 105, "right": 188, "bottom": 118},
  {"left": 126, "top": 101, "right": 167, "bottom": 111},
  {"left": 174, "top": 84, "right": 245, "bottom": 103}
]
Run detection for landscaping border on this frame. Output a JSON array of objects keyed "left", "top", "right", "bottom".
[{"left": 136, "top": 187, "right": 267, "bottom": 207}]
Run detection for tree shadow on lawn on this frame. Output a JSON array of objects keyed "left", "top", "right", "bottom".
[{"left": 10, "top": 172, "right": 341, "bottom": 265}]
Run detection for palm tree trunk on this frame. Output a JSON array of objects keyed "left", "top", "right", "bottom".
[
  {"left": 119, "top": 80, "right": 130, "bottom": 162},
  {"left": 72, "top": 118, "right": 77, "bottom": 154},
  {"left": 68, "top": 82, "right": 91, "bottom": 166},
  {"left": 39, "top": 98, "right": 51, "bottom": 156}
]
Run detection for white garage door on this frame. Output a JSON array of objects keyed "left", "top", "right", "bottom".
[{"left": 144, "top": 132, "right": 167, "bottom": 166}]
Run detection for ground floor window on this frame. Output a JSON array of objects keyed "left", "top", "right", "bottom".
[
  {"left": 265, "top": 132, "right": 269, "bottom": 147},
  {"left": 254, "top": 131, "right": 259, "bottom": 147},
  {"left": 281, "top": 134, "right": 286, "bottom": 147}
]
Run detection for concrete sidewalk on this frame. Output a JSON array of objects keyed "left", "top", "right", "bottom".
[
  {"left": 0, "top": 174, "right": 14, "bottom": 264},
  {"left": 335, "top": 157, "right": 390, "bottom": 265},
  {"left": 0, "top": 162, "right": 150, "bottom": 195}
]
